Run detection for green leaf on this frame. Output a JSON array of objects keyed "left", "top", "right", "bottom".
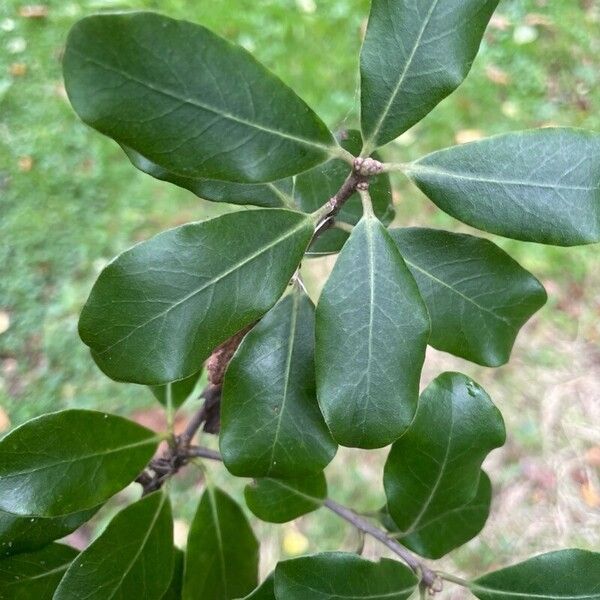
[
  {"left": 0, "top": 506, "right": 97, "bottom": 558},
  {"left": 237, "top": 575, "right": 275, "bottom": 600},
  {"left": 360, "top": 0, "right": 499, "bottom": 151},
  {"left": 244, "top": 473, "right": 327, "bottom": 523},
  {"left": 183, "top": 486, "right": 259, "bottom": 600},
  {"left": 315, "top": 215, "right": 430, "bottom": 448},
  {"left": 384, "top": 373, "right": 505, "bottom": 541},
  {"left": 161, "top": 548, "right": 184, "bottom": 600},
  {"left": 406, "top": 128, "right": 600, "bottom": 246},
  {"left": 55, "top": 492, "right": 173, "bottom": 600},
  {"left": 274, "top": 553, "right": 419, "bottom": 599},
  {"left": 295, "top": 130, "right": 395, "bottom": 255},
  {"left": 0, "top": 543, "right": 78, "bottom": 600},
  {"left": 79, "top": 209, "right": 314, "bottom": 385},
  {"left": 0, "top": 410, "right": 158, "bottom": 517},
  {"left": 150, "top": 370, "right": 204, "bottom": 410},
  {"left": 221, "top": 290, "right": 336, "bottom": 477},
  {"left": 389, "top": 227, "right": 547, "bottom": 366},
  {"left": 471, "top": 549, "right": 600, "bottom": 600},
  {"left": 63, "top": 12, "right": 336, "bottom": 183},
  {"left": 122, "top": 146, "right": 293, "bottom": 208},
  {"left": 384, "top": 471, "right": 492, "bottom": 559}
]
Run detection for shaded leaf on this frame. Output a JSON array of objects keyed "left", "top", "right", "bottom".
[
  {"left": 389, "top": 227, "right": 547, "bottom": 366},
  {"left": 221, "top": 291, "right": 336, "bottom": 477},
  {"left": 407, "top": 128, "right": 600, "bottom": 246},
  {"left": 237, "top": 574, "right": 275, "bottom": 600},
  {"left": 471, "top": 549, "right": 600, "bottom": 599},
  {"left": 150, "top": 370, "right": 204, "bottom": 410},
  {"left": 183, "top": 486, "right": 258, "bottom": 600},
  {"left": 384, "top": 373, "right": 505, "bottom": 540},
  {"left": 315, "top": 215, "right": 430, "bottom": 448},
  {"left": 361, "top": 0, "right": 499, "bottom": 150},
  {"left": 275, "top": 552, "right": 418, "bottom": 599},
  {"left": 0, "top": 410, "right": 158, "bottom": 517},
  {"left": 63, "top": 12, "right": 336, "bottom": 183},
  {"left": 161, "top": 548, "right": 184, "bottom": 600},
  {"left": 55, "top": 492, "right": 173, "bottom": 600},
  {"left": 0, "top": 543, "right": 78, "bottom": 600},
  {"left": 244, "top": 473, "right": 326, "bottom": 523},
  {"left": 79, "top": 209, "right": 314, "bottom": 385}
]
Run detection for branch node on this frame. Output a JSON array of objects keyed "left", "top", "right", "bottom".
[{"left": 353, "top": 156, "right": 383, "bottom": 177}]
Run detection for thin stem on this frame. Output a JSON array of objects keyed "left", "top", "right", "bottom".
[
  {"left": 381, "top": 162, "right": 412, "bottom": 173},
  {"left": 357, "top": 184, "right": 374, "bottom": 218},
  {"left": 333, "top": 221, "right": 354, "bottom": 233},
  {"left": 437, "top": 571, "right": 471, "bottom": 588},
  {"left": 185, "top": 446, "right": 222, "bottom": 461},
  {"left": 165, "top": 383, "right": 174, "bottom": 432},
  {"left": 331, "top": 144, "right": 357, "bottom": 165}
]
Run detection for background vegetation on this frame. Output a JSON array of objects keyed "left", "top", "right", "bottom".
[{"left": 1, "top": 0, "right": 598, "bottom": 596}]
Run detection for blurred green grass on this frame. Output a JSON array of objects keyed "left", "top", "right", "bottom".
[{"left": 1, "top": 0, "right": 599, "bottom": 588}]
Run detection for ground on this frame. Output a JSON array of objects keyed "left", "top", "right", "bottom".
[{"left": 0, "top": 0, "right": 598, "bottom": 596}]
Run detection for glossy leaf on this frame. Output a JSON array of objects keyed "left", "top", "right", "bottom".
[
  {"left": 63, "top": 12, "right": 336, "bottom": 183},
  {"left": 238, "top": 575, "right": 275, "bottom": 600},
  {"left": 384, "top": 471, "right": 492, "bottom": 559},
  {"left": 244, "top": 473, "right": 327, "bottom": 523},
  {"left": 295, "top": 130, "right": 395, "bottom": 255},
  {"left": 360, "top": 0, "right": 499, "bottom": 150},
  {"left": 123, "top": 146, "right": 293, "bottom": 208},
  {"left": 161, "top": 548, "right": 184, "bottom": 600},
  {"left": 0, "top": 543, "right": 78, "bottom": 600},
  {"left": 221, "top": 291, "right": 336, "bottom": 477},
  {"left": 384, "top": 373, "right": 505, "bottom": 538},
  {"left": 407, "top": 128, "right": 600, "bottom": 246},
  {"left": 389, "top": 227, "right": 547, "bottom": 366},
  {"left": 54, "top": 492, "right": 174, "bottom": 600},
  {"left": 0, "top": 410, "right": 158, "bottom": 517},
  {"left": 0, "top": 506, "right": 97, "bottom": 558},
  {"left": 183, "top": 486, "right": 259, "bottom": 600},
  {"left": 471, "top": 549, "right": 600, "bottom": 600},
  {"left": 315, "top": 215, "right": 430, "bottom": 448},
  {"left": 275, "top": 553, "right": 418, "bottom": 600},
  {"left": 79, "top": 209, "right": 314, "bottom": 384},
  {"left": 150, "top": 370, "right": 204, "bottom": 410}
]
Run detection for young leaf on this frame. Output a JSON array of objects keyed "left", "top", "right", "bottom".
[
  {"left": 0, "top": 410, "right": 158, "bottom": 517},
  {"left": 122, "top": 146, "right": 293, "bottom": 209},
  {"left": 238, "top": 574, "right": 275, "bottom": 600},
  {"left": 161, "top": 548, "right": 184, "bottom": 600},
  {"left": 183, "top": 486, "right": 259, "bottom": 600},
  {"left": 389, "top": 227, "right": 547, "bottom": 366},
  {"left": 244, "top": 473, "right": 327, "bottom": 523},
  {"left": 471, "top": 549, "right": 600, "bottom": 600},
  {"left": 384, "top": 471, "right": 492, "bottom": 559},
  {"left": 315, "top": 216, "right": 430, "bottom": 448},
  {"left": 79, "top": 209, "right": 314, "bottom": 385},
  {"left": 0, "top": 506, "right": 98, "bottom": 558},
  {"left": 63, "top": 12, "right": 336, "bottom": 183},
  {"left": 360, "top": 0, "right": 499, "bottom": 151},
  {"left": 406, "top": 128, "right": 600, "bottom": 246},
  {"left": 149, "top": 370, "right": 204, "bottom": 410},
  {"left": 221, "top": 291, "right": 336, "bottom": 477},
  {"left": 384, "top": 373, "right": 505, "bottom": 538},
  {"left": 0, "top": 543, "right": 78, "bottom": 600},
  {"left": 275, "top": 553, "right": 418, "bottom": 599},
  {"left": 54, "top": 492, "right": 174, "bottom": 600}
]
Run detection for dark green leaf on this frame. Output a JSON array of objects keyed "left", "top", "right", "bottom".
[
  {"left": 0, "top": 410, "right": 158, "bottom": 517},
  {"left": 237, "top": 575, "right": 275, "bottom": 600},
  {"left": 471, "top": 549, "right": 600, "bottom": 600},
  {"left": 407, "top": 128, "right": 600, "bottom": 246},
  {"left": 123, "top": 146, "right": 293, "bottom": 208},
  {"left": 0, "top": 506, "right": 97, "bottom": 558},
  {"left": 0, "top": 543, "right": 77, "bottom": 600},
  {"left": 389, "top": 227, "right": 547, "bottom": 366},
  {"left": 183, "top": 486, "right": 258, "bottom": 600},
  {"left": 161, "top": 548, "right": 184, "bottom": 600},
  {"left": 360, "top": 0, "right": 499, "bottom": 151},
  {"left": 315, "top": 215, "right": 430, "bottom": 448},
  {"left": 64, "top": 12, "right": 336, "bottom": 183},
  {"left": 79, "top": 209, "right": 314, "bottom": 384},
  {"left": 384, "top": 471, "right": 492, "bottom": 559},
  {"left": 150, "top": 370, "right": 204, "bottom": 410},
  {"left": 55, "top": 492, "right": 173, "bottom": 600},
  {"left": 221, "top": 290, "right": 336, "bottom": 477},
  {"left": 244, "top": 473, "right": 327, "bottom": 523},
  {"left": 384, "top": 373, "right": 505, "bottom": 540},
  {"left": 274, "top": 553, "right": 418, "bottom": 599}
]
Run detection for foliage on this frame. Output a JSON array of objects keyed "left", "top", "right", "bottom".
[{"left": 1, "top": 3, "right": 599, "bottom": 599}]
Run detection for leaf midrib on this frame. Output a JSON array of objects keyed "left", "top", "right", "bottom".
[{"left": 262, "top": 478, "right": 323, "bottom": 506}]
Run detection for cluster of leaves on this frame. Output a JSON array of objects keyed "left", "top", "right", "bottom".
[{"left": 1, "top": 2, "right": 599, "bottom": 599}]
